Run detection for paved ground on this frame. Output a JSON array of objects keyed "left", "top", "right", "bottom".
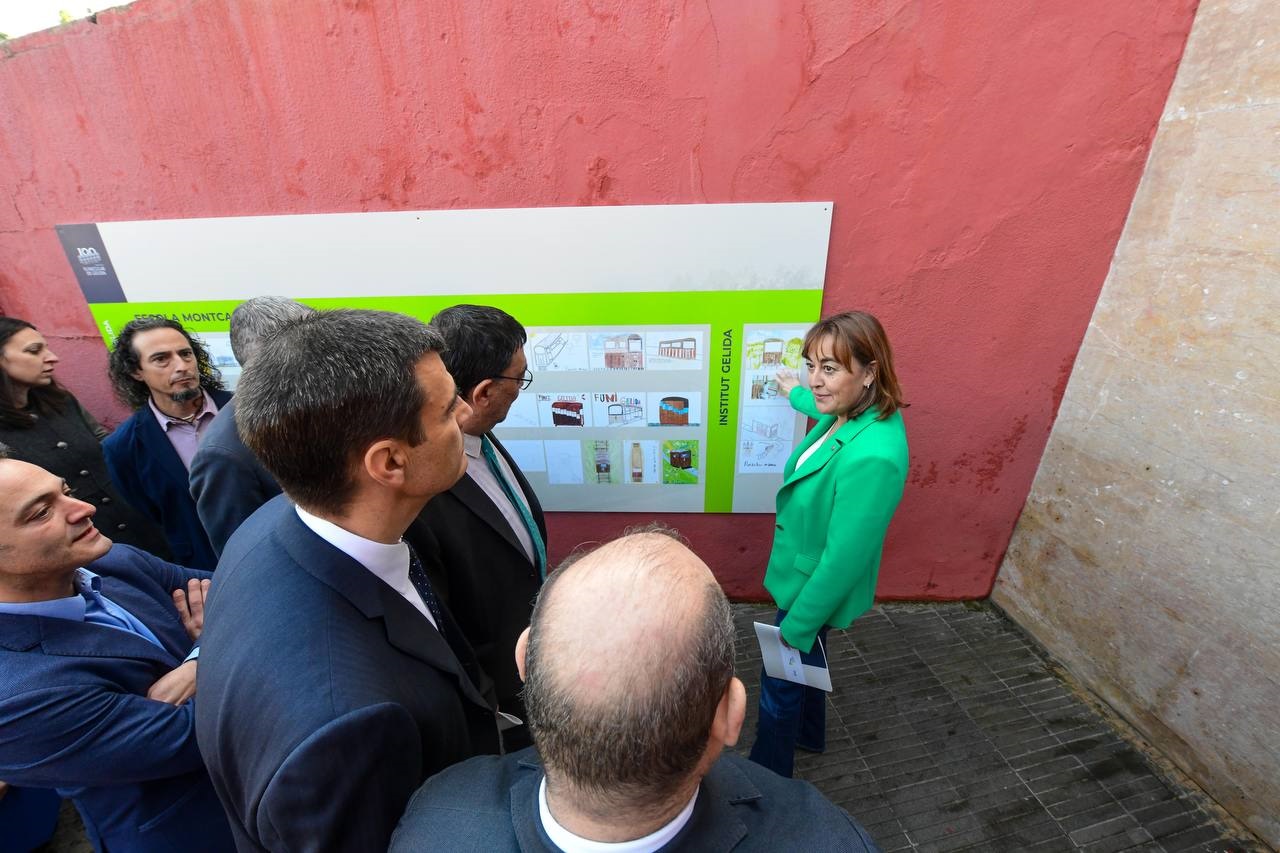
[
  {"left": 36, "top": 602, "right": 1265, "bottom": 852},
  {"left": 730, "top": 603, "right": 1264, "bottom": 853}
]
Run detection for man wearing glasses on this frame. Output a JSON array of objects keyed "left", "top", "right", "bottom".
[{"left": 412, "top": 304, "right": 547, "bottom": 751}]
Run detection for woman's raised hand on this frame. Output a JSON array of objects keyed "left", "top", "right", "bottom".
[{"left": 775, "top": 369, "right": 800, "bottom": 397}]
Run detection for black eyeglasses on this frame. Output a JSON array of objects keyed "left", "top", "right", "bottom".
[{"left": 490, "top": 369, "right": 533, "bottom": 390}]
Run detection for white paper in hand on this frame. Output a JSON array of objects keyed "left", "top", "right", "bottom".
[{"left": 753, "top": 622, "right": 833, "bottom": 692}]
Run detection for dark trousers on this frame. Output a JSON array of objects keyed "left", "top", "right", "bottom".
[{"left": 748, "top": 610, "right": 830, "bottom": 778}]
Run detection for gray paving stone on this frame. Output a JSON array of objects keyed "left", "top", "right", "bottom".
[
  {"left": 900, "top": 809, "right": 983, "bottom": 839},
  {"left": 939, "top": 785, "right": 1032, "bottom": 815},
  {"left": 1069, "top": 814, "right": 1143, "bottom": 846},
  {"left": 1145, "top": 810, "right": 1213, "bottom": 841},
  {"left": 1156, "top": 825, "right": 1227, "bottom": 851},
  {"left": 1110, "top": 775, "right": 1175, "bottom": 805},
  {"left": 871, "top": 827, "right": 915, "bottom": 851},
  {"left": 1018, "top": 755, "right": 1085, "bottom": 782},
  {"left": 945, "top": 769, "right": 1027, "bottom": 798},
  {"left": 1034, "top": 774, "right": 1111, "bottom": 807},
  {"left": 914, "top": 824, "right": 1004, "bottom": 853},
  {"left": 864, "top": 742, "right": 937, "bottom": 770},
  {"left": 980, "top": 817, "right": 1072, "bottom": 851},
  {"left": 1047, "top": 788, "right": 1122, "bottom": 819},
  {"left": 885, "top": 777, "right": 960, "bottom": 813},
  {"left": 1130, "top": 798, "right": 1202, "bottom": 827},
  {"left": 1080, "top": 828, "right": 1156, "bottom": 853},
  {"left": 1026, "top": 766, "right": 1099, "bottom": 798},
  {"left": 727, "top": 603, "right": 1257, "bottom": 852}
]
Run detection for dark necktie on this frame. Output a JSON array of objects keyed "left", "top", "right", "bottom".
[{"left": 405, "top": 543, "right": 446, "bottom": 630}]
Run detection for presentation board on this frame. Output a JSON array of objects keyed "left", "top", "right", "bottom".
[{"left": 57, "top": 202, "right": 831, "bottom": 512}]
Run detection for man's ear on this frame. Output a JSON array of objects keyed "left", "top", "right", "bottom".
[
  {"left": 468, "top": 378, "right": 496, "bottom": 412},
  {"left": 362, "top": 439, "right": 407, "bottom": 489},
  {"left": 711, "top": 677, "right": 747, "bottom": 748},
  {"left": 514, "top": 626, "right": 531, "bottom": 682}
]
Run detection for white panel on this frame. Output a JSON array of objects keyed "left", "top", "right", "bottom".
[{"left": 97, "top": 202, "right": 832, "bottom": 302}]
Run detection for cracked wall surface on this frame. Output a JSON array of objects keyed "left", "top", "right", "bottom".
[
  {"left": 0, "top": 0, "right": 1197, "bottom": 598},
  {"left": 993, "top": 0, "right": 1280, "bottom": 843}
]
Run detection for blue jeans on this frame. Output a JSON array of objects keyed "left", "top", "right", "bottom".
[{"left": 748, "top": 610, "right": 830, "bottom": 778}]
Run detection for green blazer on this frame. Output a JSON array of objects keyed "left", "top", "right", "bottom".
[{"left": 764, "top": 387, "right": 908, "bottom": 652}]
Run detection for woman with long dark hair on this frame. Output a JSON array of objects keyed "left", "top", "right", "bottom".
[
  {"left": 0, "top": 318, "right": 170, "bottom": 557},
  {"left": 748, "top": 310, "right": 909, "bottom": 778}
]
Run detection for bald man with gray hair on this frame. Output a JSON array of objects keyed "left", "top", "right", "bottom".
[
  {"left": 392, "top": 527, "right": 880, "bottom": 852},
  {"left": 189, "top": 296, "right": 314, "bottom": 556}
]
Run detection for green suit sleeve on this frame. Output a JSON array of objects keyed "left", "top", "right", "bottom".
[
  {"left": 779, "top": 454, "right": 902, "bottom": 652},
  {"left": 788, "top": 385, "right": 822, "bottom": 419}
]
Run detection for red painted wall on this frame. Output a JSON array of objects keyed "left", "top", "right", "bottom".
[{"left": 0, "top": 0, "right": 1198, "bottom": 599}]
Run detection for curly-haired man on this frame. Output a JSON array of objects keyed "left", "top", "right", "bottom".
[{"left": 103, "top": 317, "right": 230, "bottom": 569}]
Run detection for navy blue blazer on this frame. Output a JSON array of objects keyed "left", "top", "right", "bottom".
[
  {"left": 188, "top": 398, "right": 281, "bottom": 559},
  {"left": 196, "top": 495, "right": 502, "bottom": 853},
  {"left": 413, "top": 432, "right": 547, "bottom": 727},
  {"left": 103, "top": 388, "right": 233, "bottom": 570},
  {"left": 0, "top": 545, "right": 233, "bottom": 853},
  {"left": 391, "top": 748, "right": 881, "bottom": 852}
]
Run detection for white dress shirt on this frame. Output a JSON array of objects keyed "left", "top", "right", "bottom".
[
  {"left": 464, "top": 433, "right": 536, "bottom": 565},
  {"left": 294, "top": 505, "right": 437, "bottom": 630},
  {"left": 538, "top": 778, "right": 697, "bottom": 853}
]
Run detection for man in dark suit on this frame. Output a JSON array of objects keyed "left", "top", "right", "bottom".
[
  {"left": 0, "top": 451, "right": 233, "bottom": 852},
  {"left": 393, "top": 527, "right": 880, "bottom": 851},
  {"left": 103, "top": 317, "right": 231, "bottom": 569},
  {"left": 196, "top": 309, "right": 502, "bottom": 852},
  {"left": 415, "top": 304, "right": 546, "bottom": 750},
  {"left": 189, "top": 296, "right": 314, "bottom": 557}
]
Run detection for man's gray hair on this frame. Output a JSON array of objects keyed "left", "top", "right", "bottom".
[
  {"left": 523, "top": 533, "right": 735, "bottom": 813},
  {"left": 229, "top": 296, "right": 316, "bottom": 367}
]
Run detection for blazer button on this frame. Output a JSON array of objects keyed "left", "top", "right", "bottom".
[
  {"left": 56, "top": 441, "right": 69, "bottom": 448},
  {"left": 79, "top": 469, "right": 90, "bottom": 476},
  {"left": 101, "top": 496, "right": 112, "bottom": 504},
  {"left": 116, "top": 523, "right": 128, "bottom": 530}
]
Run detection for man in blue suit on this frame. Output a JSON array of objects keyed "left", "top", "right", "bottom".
[
  {"left": 189, "top": 296, "right": 314, "bottom": 557},
  {"left": 197, "top": 309, "right": 502, "bottom": 852},
  {"left": 0, "top": 451, "right": 234, "bottom": 852},
  {"left": 104, "top": 317, "right": 232, "bottom": 570},
  {"left": 392, "top": 527, "right": 881, "bottom": 852}
]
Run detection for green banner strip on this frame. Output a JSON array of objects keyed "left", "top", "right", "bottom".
[{"left": 87, "top": 289, "right": 822, "bottom": 512}]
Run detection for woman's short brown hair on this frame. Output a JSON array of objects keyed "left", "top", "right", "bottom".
[{"left": 801, "top": 310, "right": 906, "bottom": 421}]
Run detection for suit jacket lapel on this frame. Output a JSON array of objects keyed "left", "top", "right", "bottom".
[
  {"left": 450, "top": 475, "right": 528, "bottom": 558},
  {"left": 136, "top": 407, "right": 192, "bottom": 492},
  {"left": 98, "top": 576, "right": 189, "bottom": 658},
  {"left": 782, "top": 410, "right": 879, "bottom": 488},
  {"left": 276, "top": 510, "right": 493, "bottom": 712},
  {"left": 137, "top": 389, "right": 232, "bottom": 490},
  {"left": 490, "top": 433, "right": 547, "bottom": 540},
  {"left": 680, "top": 757, "right": 756, "bottom": 852},
  {"left": 0, "top": 614, "right": 178, "bottom": 670},
  {"left": 375, "top": 580, "right": 495, "bottom": 709},
  {"left": 510, "top": 759, "right": 551, "bottom": 851}
]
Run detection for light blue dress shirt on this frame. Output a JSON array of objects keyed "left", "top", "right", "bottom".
[{"left": 0, "top": 568, "right": 166, "bottom": 650}]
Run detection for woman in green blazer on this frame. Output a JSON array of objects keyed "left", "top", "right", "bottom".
[{"left": 748, "top": 311, "right": 908, "bottom": 778}]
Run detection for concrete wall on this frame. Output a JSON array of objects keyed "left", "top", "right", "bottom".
[
  {"left": 0, "top": 0, "right": 1197, "bottom": 598},
  {"left": 993, "top": 0, "right": 1279, "bottom": 843}
]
